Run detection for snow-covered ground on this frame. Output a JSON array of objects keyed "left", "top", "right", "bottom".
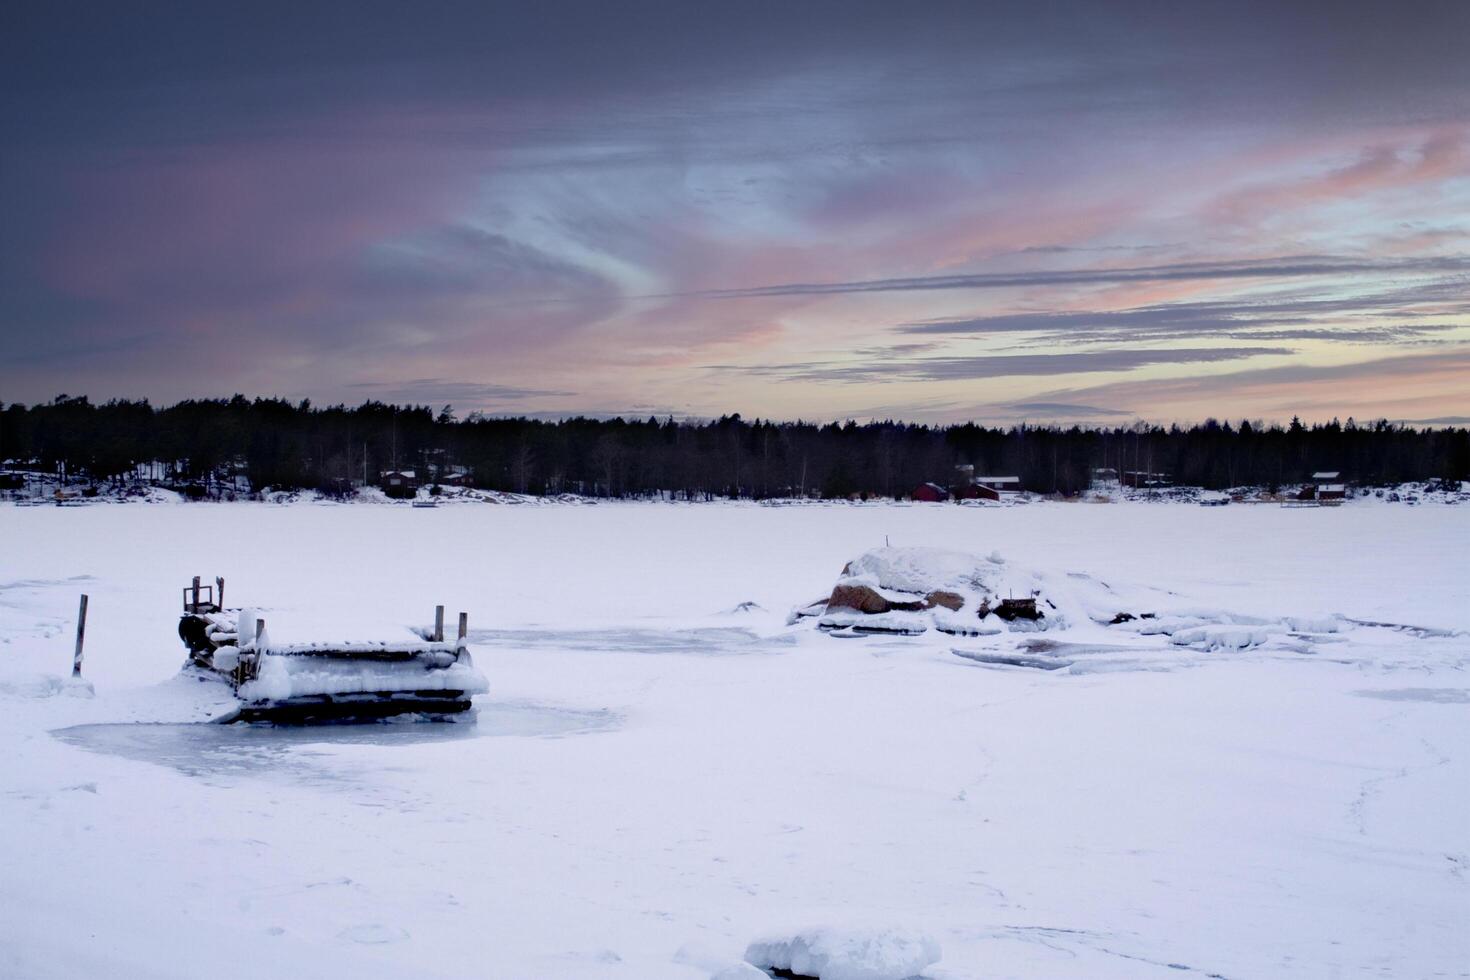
[{"left": 1, "top": 501, "right": 1466, "bottom": 978}]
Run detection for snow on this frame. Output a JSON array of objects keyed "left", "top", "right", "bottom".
[
  {"left": 743, "top": 926, "right": 941, "bottom": 980},
  {"left": 0, "top": 499, "right": 1466, "bottom": 978},
  {"left": 237, "top": 652, "right": 488, "bottom": 702}
]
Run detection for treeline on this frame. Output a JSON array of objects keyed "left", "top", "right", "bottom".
[{"left": 2, "top": 395, "right": 1467, "bottom": 498}]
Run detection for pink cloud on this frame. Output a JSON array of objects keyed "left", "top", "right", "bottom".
[{"left": 1207, "top": 130, "right": 1469, "bottom": 226}]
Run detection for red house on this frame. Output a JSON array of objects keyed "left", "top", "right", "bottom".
[{"left": 912, "top": 482, "right": 949, "bottom": 502}]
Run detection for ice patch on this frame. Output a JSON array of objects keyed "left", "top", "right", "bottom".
[
  {"left": 711, "top": 964, "right": 771, "bottom": 980},
  {"left": 744, "top": 927, "right": 941, "bottom": 980},
  {"left": 51, "top": 701, "right": 616, "bottom": 783},
  {"left": 1356, "top": 688, "right": 1470, "bottom": 704}
]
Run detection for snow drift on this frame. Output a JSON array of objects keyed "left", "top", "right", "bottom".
[{"left": 744, "top": 926, "right": 941, "bottom": 980}]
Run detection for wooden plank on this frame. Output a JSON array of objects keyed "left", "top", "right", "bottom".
[{"left": 72, "top": 594, "right": 88, "bottom": 677}]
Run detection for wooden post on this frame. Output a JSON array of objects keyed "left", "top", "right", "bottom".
[
  {"left": 434, "top": 605, "right": 445, "bottom": 642},
  {"left": 191, "top": 576, "right": 201, "bottom": 611},
  {"left": 216, "top": 576, "right": 225, "bottom": 608},
  {"left": 255, "top": 618, "right": 266, "bottom": 651},
  {"left": 457, "top": 611, "right": 468, "bottom": 642},
  {"left": 72, "top": 594, "right": 88, "bottom": 677}
]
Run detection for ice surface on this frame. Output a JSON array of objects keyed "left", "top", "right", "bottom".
[
  {"left": 744, "top": 926, "right": 941, "bottom": 980},
  {"left": 1, "top": 500, "right": 1466, "bottom": 979},
  {"left": 469, "top": 626, "right": 791, "bottom": 656}
]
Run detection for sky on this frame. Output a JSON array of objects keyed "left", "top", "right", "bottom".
[{"left": 2, "top": 0, "right": 1468, "bottom": 425}]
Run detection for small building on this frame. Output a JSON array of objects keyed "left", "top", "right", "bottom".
[
  {"left": 912, "top": 482, "right": 950, "bottom": 503},
  {"left": 380, "top": 469, "right": 419, "bottom": 499},
  {"left": 972, "top": 475, "right": 1021, "bottom": 502},
  {"left": 1122, "top": 470, "right": 1171, "bottom": 489},
  {"left": 1313, "top": 471, "right": 1345, "bottom": 499},
  {"left": 1304, "top": 471, "right": 1346, "bottom": 503},
  {"left": 437, "top": 466, "right": 471, "bottom": 487}
]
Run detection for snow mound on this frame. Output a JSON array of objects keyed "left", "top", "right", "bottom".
[
  {"left": 744, "top": 926, "right": 940, "bottom": 980},
  {"left": 0, "top": 672, "right": 93, "bottom": 699}
]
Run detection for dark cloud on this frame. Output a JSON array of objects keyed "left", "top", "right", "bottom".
[
  {"left": 344, "top": 379, "right": 575, "bottom": 403},
  {"left": 1004, "top": 402, "right": 1133, "bottom": 417},
  {"left": 895, "top": 284, "right": 1470, "bottom": 348},
  {"left": 688, "top": 256, "right": 1470, "bottom": 301},
  {"left": 715, "top": 346, "right": 1293, "bottom": 384},
  {"left": 1025, "top": 348, "right": 1470, "bottom": 411}
]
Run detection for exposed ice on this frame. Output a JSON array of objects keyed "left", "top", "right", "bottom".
[{"left": 50, "top": 701, "right": 617, "bottom": 783}]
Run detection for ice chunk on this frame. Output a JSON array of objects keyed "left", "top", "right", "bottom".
[
  {"left": 744, "top": 926, "right": 940, "bottom": 980},
  {"left": 710, "top": 964, "right": 771, "bottom": 980},
  {"left": 1169, "top": 625, "right": 1275, "bottom": 651}
]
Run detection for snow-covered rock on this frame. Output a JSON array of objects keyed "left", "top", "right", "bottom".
[
  {"left": 744, "top": 926, "right": 941, "bottom": 980},
  {"left": 813, "top": 546, "right": 1151, "bottom": 634}
]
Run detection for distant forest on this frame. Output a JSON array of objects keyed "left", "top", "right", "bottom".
[{"left": 2, "top": 395, "right": 1467, "bottom": 498}]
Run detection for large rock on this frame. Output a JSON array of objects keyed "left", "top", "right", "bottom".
[
  {"left": 923, "top": 590, "right": 965, "bottom": 611},
  {"left": 827, "top": 583, "right": 897, "bottom": 614}
]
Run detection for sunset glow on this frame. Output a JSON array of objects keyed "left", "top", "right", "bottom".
[{"left": 3, "top": 1, "right": 1467, "bottom": 423}]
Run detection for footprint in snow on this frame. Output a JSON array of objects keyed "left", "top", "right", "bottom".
[{"left": 338, "top": 923, "right": 410, "bottom": 945}]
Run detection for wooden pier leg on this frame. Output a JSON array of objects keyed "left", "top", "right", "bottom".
[
  {"left": 72, "top": 594, "right": 88, "bottom": 677},
  {"left": 457, "top": 611, "right": 468, "bottom": 642},
  {"left": 434, "top": 605, "right": 445, "bottom": 642}
]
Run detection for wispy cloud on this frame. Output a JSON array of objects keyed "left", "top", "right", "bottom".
[{"left": 1023, "top": 348, "right": 1470, "bottom": 421}]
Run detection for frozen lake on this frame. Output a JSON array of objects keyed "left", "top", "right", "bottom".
[{"left": 1, "top": 499, "right": 1466, "bottom": 978}]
